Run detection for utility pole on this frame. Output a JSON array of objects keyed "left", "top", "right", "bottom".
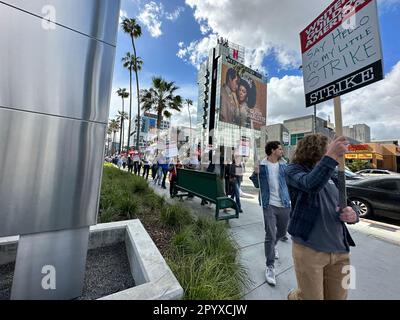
[{"left": 313, "top": 104, "right": 317, "bottom": 134}]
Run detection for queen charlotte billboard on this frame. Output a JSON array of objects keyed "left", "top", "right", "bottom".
[{"left": 219, "top": 57, "right": 267, "bottom": 131}]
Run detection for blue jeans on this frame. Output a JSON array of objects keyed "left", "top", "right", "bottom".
[{"left": 230, "top": 179, "right": 242, "bottom": 211}]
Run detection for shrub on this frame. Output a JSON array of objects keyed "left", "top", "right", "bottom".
[
  {"left": 171, "top": 218, "right": 237, "bottom": 260},
  {"left": 98, "top": 207, "right": 119, "bottom": 224},
  {"left": 132, "top": 178, "right": 149, "bottom": 194},
  {"left": 118, "top": 194, "right": 139, "bottom": 220},
  {"left": 160, "top": 204, "right": 194, "bottom": 231},
  {"left": 167, "top": 249, "right": 249, "bottom": 300},
  {"left": 142, "top": 189, "right": 165, "bottom": 211},
  {"left": 99, "top": 164, "right": 250, "bottom": 300},
  {"left": 167, "top": 217, "right": 251, "bottom": 300},
  {"left": 347, "top": 160, "right": 372, "bottom": 172}
]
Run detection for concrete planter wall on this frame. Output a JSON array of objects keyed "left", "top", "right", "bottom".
[{"left": 0, "top": 220, "right": 183, "bottom": 300}]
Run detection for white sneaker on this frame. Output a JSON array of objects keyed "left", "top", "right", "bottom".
[
  {"left": 275, "top": 247, "right": 279, "bottom": 260},
  {"left": 265, "top": 266, "right": 276, "bottom": 286}
]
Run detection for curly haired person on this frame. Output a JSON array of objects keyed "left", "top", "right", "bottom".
[{"left": 285, "top": 134, "right": 359, "bottom": 300}]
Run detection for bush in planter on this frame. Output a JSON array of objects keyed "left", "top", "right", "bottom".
[
  {"left": 167, "top": 218, "right": 250, "bottom": 300},
  {"left": 98, "top": 207, "right": 119, "bottom": 224},
  {"left": 118, "top": 194, "right": 139, "bottom": 220},
  {"left": 143, "top": 193, "right": 165, "bottom": 211},
  {"left": 131, "top": 178, "right": 149, "bottom": 194},
  {"left": 160, "top": 204, "right": 193, "bottom": 230}
]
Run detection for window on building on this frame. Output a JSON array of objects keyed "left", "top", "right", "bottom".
[{"left": 290, "top": 133, "right": 305, "bottom": 146}]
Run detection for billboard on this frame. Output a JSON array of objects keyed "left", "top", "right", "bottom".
[
  {"left": 219, "top": 57, "right": 267, "bottom": 130},
  {"left": 300, "top": 0, "right": 384, "bottom": 107}
]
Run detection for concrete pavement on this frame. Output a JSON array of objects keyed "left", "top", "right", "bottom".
[{"left": 149, "top": 173, "right": 400, "bottom": 300}]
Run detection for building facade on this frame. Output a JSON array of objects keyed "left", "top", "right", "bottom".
[
  {"left": 345, "top": 142, "right": 399, "bottom": 172},
  {"left": 196, "top": 39, "right": 267, "bottom": 163},
  {"left": 132, "top": 112, "right": 171, "bottom": 150},
  {"left": 343, "top": 124, "right": 371, "bottom": 143}
]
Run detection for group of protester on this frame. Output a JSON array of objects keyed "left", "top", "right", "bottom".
[
  {"left": 109, "top": 133, "right": 359, "bottom": 300},
  {"left": 109, "top": 153, "right": 151, "bottom": 179}
]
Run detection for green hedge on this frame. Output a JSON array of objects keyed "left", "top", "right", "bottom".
[{"left": 99, "top": 165, "right": 250, "bottom": 299}]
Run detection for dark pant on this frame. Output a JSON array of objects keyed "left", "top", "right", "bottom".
[
  {"left": 230, "top": 179, "right": 242, "bottom": 211},
  {"left": 161, "top": 169, "right": 168, "bottom": 188},
  {"left": 263, "top": 205, "right": 290, "bottom": 267},
  {"left": 133, "top": 161, "right": 139, "bottom": 175},
  {"left": 142, "top": 165, "right": 150, "bottom": 180},
  {"left": 170, "top": 177, "right": 177, "bottom": 197},
  {"left": 128, "top": 165, "right": 133, "bottom": 173},
  {"left": 151, "top": 165, "right": 157, "bottom": 179},
  {"left": 137, "top": 164, "right": 142, "bottom": 176}
]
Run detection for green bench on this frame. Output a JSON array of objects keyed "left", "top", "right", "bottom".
[{"left": 173, "top": 168, "right": 239, "bottom": 221}]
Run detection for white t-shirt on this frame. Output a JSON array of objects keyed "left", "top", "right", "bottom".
[{"left": 261, "top": 159, "right": 283, "bottom": 207}]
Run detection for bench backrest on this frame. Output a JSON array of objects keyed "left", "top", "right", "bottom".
[{"left": 176, "top": 168, "right": 226, "bottom": 201}]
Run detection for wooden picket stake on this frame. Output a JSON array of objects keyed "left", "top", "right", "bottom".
[{"left": 334, "top": 96, "right": 347, "bottom": 210}]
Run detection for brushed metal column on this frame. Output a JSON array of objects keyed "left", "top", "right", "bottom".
[{"left": 0, "top": 0, "right": 121, "bottom": 299}]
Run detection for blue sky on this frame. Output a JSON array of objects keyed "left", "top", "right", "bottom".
[{"left": 110, "top": 0, "right": 400, "bottom": 140}]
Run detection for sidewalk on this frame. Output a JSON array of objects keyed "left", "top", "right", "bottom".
[{"left": 150, "top": 177, "right": 400, "bottom": 300}]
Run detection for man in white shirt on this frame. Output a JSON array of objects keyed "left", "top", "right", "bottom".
[{"left": 258, "top": 141, "right": 291, "bottom": 286}]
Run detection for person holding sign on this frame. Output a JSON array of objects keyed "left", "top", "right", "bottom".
[{"left": 285, "top": 134, "right": 359, "bottom": 300}]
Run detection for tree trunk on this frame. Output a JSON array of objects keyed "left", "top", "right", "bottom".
[
  {"left": 127, "top": 70, "right": 133, "bottom": 153},
  {"left": 112, "top": 131, "right": 117, "bottom": 154},
  {"left": 156, "top": 109, "right": 162, "bottom": 156},
  {"left": 131, "top": 36, "right": 141, "bottom": 152},
  {"left": 119, "top": 98, "right": 123, "bottom": 154},
  {"left": 121, "top": 98, "right": 125, "bottom": 153}
]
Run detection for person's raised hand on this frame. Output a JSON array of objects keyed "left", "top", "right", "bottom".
[
  {"left": 339, "top": 206, "right": 358, "bottom": 223},
  {"left": 325, "top": 136, "right": 349, "bottom": 161}
]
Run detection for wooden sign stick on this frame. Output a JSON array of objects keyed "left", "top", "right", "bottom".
[{"left": 334, "top": 96, "right": 347, "bottom": 210}]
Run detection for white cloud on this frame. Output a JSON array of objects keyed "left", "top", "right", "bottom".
[
  {"left": 177, "top": 34, "right": 218, "bottom": 70},
  {"left": 119, "top": 9, "right": 128, "bottom": 24},
  {"left": 199, "top": 24, "right": 211, "bottom": 35},
  {"left": 267, "top": 61, "right": 400, "bottom": 140},
  {"left": 181, "top": 0, "right": 399, "bottom": 70},
  {"left": 166, "top": 7, "right": 185, "bottom": 21},
  {"left": 138, "top": 2, "right": 185, "bottom": 38},
  {"left": 138, "top": 2, "right": 163, "bottom": 38}
]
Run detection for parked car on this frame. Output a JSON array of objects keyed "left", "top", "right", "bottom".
[
  {"left": 356, "top": 169, "right": 400, "bottom": 176},
  {"left": 333, "top": 167, "right": 365, "bottom": 180},
  {"left": 346, "top": 176, "right": 400, "bottom": 219}
]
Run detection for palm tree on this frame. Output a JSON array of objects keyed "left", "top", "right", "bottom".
[
  {"left": 106, "top": 125, "right": 113, "bottom": 156},
  {"left": 140, "top": 77, "right": 183, "bottom": 149},
  {"left": 185, "top": 99, "right": 193, "bottom": 147},
  {"left": 108, "top": 119, "right": 120, "bottom": 155},
  {"left": 116, "top": 88, "right": 129, "bottom": 153},
  {"left": 122, "top": 18, "right": 143, "bottom": 152},
  {"left": 122, "top": 54, "right": 144, "bottom": 153},
  {"left": 117, "top": 111, "right": 129, "bottom": 153}
]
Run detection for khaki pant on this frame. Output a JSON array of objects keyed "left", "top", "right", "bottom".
[{"left": 288, "top": 241, "right": 351, "bottom": 300}]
